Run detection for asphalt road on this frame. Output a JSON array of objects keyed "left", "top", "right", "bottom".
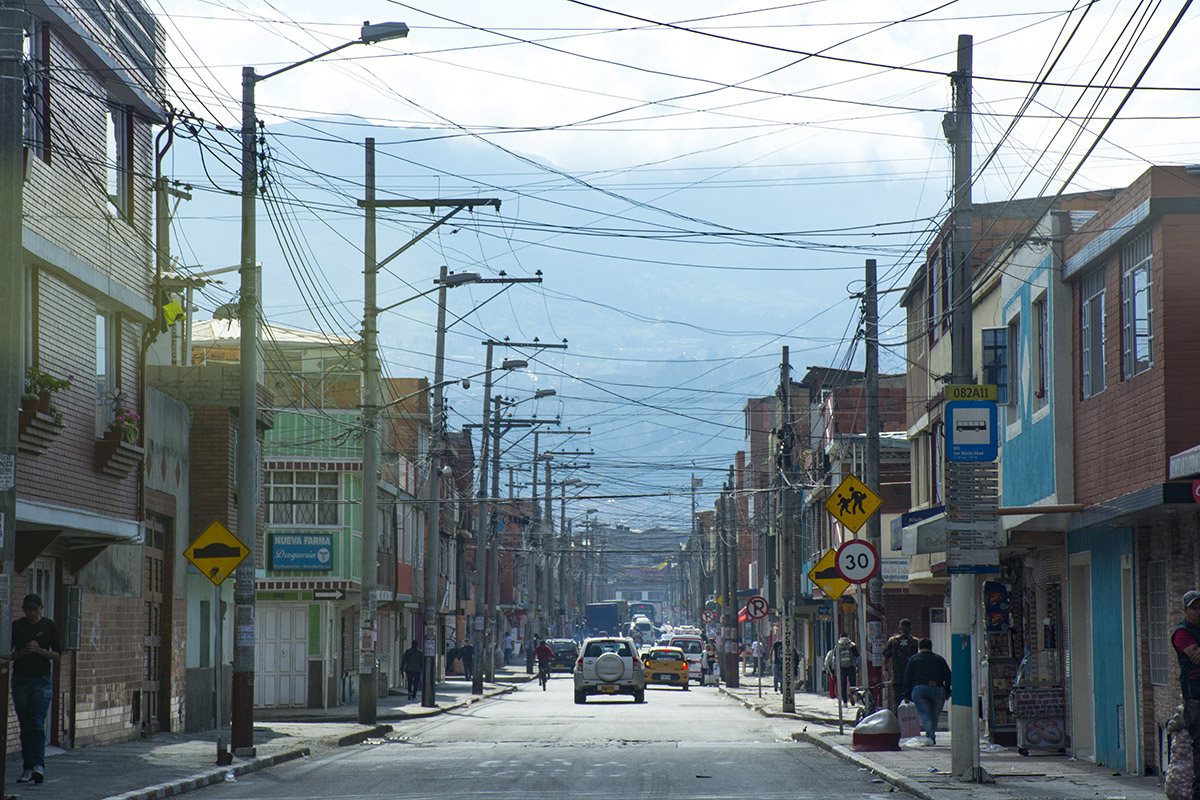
[{"left": 187, "top": 676, "right": 898, "bottom": 800}]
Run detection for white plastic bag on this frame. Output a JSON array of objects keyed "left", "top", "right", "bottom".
[
  {"left": 1166, "top": 729, "right": 1194, "bottom": 800},
  {"left": 897, "top": 700, "right": 922, "bottom": 739}
]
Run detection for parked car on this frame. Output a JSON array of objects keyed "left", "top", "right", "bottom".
[
  {"left": 546, "top": 638, "right": 579, "bottom": 672},
  {"left": 643, "top": 646, "right": 689, "bottom": 690},
  {"left": 573, "top": 637, "right": 645, "bottom": 704}
]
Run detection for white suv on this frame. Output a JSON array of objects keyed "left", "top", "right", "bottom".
[{"left": 573, "top": 637, "right": 645, "bottom": 704}]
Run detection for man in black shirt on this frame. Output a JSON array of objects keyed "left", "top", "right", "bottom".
[
  {"left": 902, "top": 638, "right": 951, "bottom": 745},
  {"left": 11, "top": 593, "right": 60, "bottom": 784}
]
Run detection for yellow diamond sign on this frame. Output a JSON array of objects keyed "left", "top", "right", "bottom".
[
  {"left": 807, "top": 548, "right": 849, "bottom": 600},
  {"left": 825, "top": 473, "right": 882, "bottom": 534},
  {"left": 185, "top": 520, "right": 249, "bottom": 586}
]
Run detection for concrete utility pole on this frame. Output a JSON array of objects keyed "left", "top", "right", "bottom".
[
  {"left": 232, "top": 63, "right": 260, "bottom": 756},
  {"left": 725, "top": 465, "right": 740, "bottom": 688},
  {"left": 360, "top": 139, "right": 380, "bottom": 722},
  {"left": 946, "top": 34, "right": 979, "bottom": 782},
  {"left": 864, "top": 258, "right": 883, "bottom": 705},
  {"left": 421, "top": 265, "right": 451, "bottom": 707},
  {"left": 0, "top": 2, "right": 24, "bottom": 780},
  {"left": 778, "top": 347, "right": 795, "bottom": 713}
]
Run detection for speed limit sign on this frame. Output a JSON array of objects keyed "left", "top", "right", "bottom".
[{"left": 835, "top": 539, "right": 879, "bottom": 584}]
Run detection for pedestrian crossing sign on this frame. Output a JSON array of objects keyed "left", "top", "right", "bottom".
[{"left": 824, "top": 474, "right": 881, "bottom": 534}]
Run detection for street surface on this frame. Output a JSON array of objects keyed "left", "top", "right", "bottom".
[{"left": 186, "top": 677, "right": 897, "bottom": 800}]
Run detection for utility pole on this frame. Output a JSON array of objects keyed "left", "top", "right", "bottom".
[
  {"left": 421, "top": 265, "right": 452, "bottom": 707},
  {"left": 359, "top": 139, "right": 380, "bottom": 722},
  {"left": 864, "top": 258, "right": 883, "bottom": 707},
  {"left": 474, "top": 338, "right": 563, "bottom": 691},
  {"left": 232, "top": 64, "right": 260, "bottom": 757},
  {"left": 352, "top": 196, "right": 500, "bottom": 711},
  {"left": 725, "top": 465, "right": 740, "bottom": 688},
  {"left": 543, "top": 458, "right": 553, "bottom": 637},
  {"left": 778, "top": 347, "right": 795, "bottom": 713},
  {"left": 0, "top": 1, "right": 24, "bottom": 781},
  {"left": 946, "top": 34, "right": 980, "bottom": 782}
]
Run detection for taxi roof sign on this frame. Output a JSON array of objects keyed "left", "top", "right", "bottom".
[
  {"left": 946, "top": 384, "right": 997, "bottom": 403},
  {"left": 824, "top": 473, "right": 882, "bottom": 534},
  {"left": 807, "top": 548, "right": 850, "bottom": 600},
  {"left": 185, "top": 520, "right": 249, "bottom": 586}
]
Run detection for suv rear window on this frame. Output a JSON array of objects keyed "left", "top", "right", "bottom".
[
  {"left": 584, "top": 641, "right": 633, "bottom": 657},
  {"left": 672, "top": 639, "right": 702, "bottom": 654}
]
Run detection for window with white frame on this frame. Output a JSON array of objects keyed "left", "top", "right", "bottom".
[
  {"left": 981, "top": 328, "right": 1008, "bottom": 405},
  {"left": 1006, "top": 318, "right": 1020, "bottom": 408},
  {"left": 106, "top": 105, "right": 133, "bottom": 222},
  {"left": 1121, "top": 232, "right": 1153, "bottom": 378},
  {"left": 95, "top": 310, "right": 119, "bottom": 432},
  {"left": 1032, "top": 295, "right": 1048, "bottom": 408},
  {"left": 1081, "top": 268, "right": 1106, "bottom": 398},
  {"left": 1148, "top": 560, "right": 1168, "bottom": 685},
  {"left": 267, "top": 471, "right": 339, "bottom": 526}
]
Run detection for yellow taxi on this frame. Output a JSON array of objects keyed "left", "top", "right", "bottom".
[{"left": 642, "top": 646, "right": 689, "bottom": 690}]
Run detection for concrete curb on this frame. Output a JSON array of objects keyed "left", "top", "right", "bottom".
[
  {"left": 716, "top": 687, "right": 841, "bottom": 726},
  {"left": 334, "top": 724, "right": 393, "bottom": 746},
  {"left": 789, "top": 730, "right": 935, "bottom": 800},
  {"left": 100, "top": 746, "right": 311, "bottom": 800}
]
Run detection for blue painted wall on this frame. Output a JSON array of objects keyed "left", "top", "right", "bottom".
[
  {"left": 1001, "top": 252, "right": 1058, "bottom": 507},
  {"left": 1067, "top": 527, "right": 1135, "bottom": 769}
]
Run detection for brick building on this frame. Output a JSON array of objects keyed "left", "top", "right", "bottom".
[{"left": 12, "top": 0, "right": 170, "bottom": 749}]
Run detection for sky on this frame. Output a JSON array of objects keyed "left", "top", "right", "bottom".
[{"left": 158, "top": 0, "right": 1200, "bottom": 533}]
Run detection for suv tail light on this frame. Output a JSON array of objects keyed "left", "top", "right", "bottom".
[{"left": 576, "top": 657, "right": 584, "bottom": 670}]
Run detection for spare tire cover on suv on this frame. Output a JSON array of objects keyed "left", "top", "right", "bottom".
[{"left": 594, "top": 651, "right": 626, "bottom": 683}]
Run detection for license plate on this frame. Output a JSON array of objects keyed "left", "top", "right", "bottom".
[
  {"left": 599, "top": 685, "right": 617, "bottom": 694},
  {"left": 654, "top": 673, "right": 677, "bottom": 681}
]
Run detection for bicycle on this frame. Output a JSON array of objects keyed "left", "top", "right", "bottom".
[
  {"left": 538, "top": 662, "right": 551, "bottom": 690},
  {"left": 851, "top": 681, "right": 887, "bottom": 725}
]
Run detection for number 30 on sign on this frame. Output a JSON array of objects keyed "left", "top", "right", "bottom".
[{"left": 835, "top": 539, "right": 879, "bottom": 584}]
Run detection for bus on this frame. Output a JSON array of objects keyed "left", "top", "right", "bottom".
[{"left": 626, "top": 601, "right": 658, "bottom": 625}]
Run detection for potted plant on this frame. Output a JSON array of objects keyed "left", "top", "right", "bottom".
[
  {"left": 24, "top": 366, "right": 72, "bottom": 413},
  {"left": 105, "top": 407, "right": 140, "bottom": 444}
]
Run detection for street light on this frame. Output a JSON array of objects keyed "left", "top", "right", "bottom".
[{"left": 234, "top": 20, "right": 408, "bottom": 752}]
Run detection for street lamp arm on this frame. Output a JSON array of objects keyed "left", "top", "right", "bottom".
[
  {"left": 378, "top": 363, "right": 521, "bottom": 413},
  {"left": 256, "top": 39, "right": 358, "bottom": 82}
]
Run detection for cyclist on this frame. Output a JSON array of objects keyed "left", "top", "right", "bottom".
[{"left": 534, "top": 639, "right": 555, "bottom": 689}]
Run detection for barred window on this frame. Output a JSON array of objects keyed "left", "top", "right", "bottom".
[
  {"left": 1148, "top": 560, "right": 1169, "bottom": 686},
  {"left": 267, "top": 471, "right": 339, "bottom": 526},
  {"left": 1121, "top": 231, "right": 1153, "bottom": 378},
  {"left": 1081, "top": 268, "right": 1106, "bottom": 398}
]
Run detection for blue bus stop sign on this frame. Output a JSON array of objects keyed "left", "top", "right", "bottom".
[{"left": 944, "top": 400, "right": 998, "bottom": 462}]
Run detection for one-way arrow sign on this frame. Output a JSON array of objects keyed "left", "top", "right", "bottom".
[{"left": 313, "top": 589, "right": 346, "bottom": 601}]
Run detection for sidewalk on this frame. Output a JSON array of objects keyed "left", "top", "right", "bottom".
[
  {"left": 720, "top": 679, "right": 1164, "bottom": 800},
  {"left": 5, "top": 666, "right": 533, "bottom": 800}
]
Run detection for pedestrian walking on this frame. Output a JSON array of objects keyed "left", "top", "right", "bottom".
[
  {"left": 401, "top": 640, "right": 423, "bottom": 700},
  {"left": 902, "top": 638, "right": 951, "bottom": 745},
  {"left": 1172, "top": 590, "right": 1200, "bottom": 800},
  {"left": 460, "top": 639, "right": 475, "bottom": 682},
  {"left": 834, "top": 635, "right": 860, "bottom": 699},
  {"left": 503, "top": 632, "right": 514, "bottom": 665},
  {"left": 883, "top": 619, "right": 920, "bottom": 711},
  {"left": 11, "top": 593, "right": 60, "bottom": 784},
  {"left": 750, "top": 638, "right": 763, "bottom": 676}
]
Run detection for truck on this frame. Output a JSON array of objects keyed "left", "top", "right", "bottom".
[
  {"left": 585, "top": 601, "right": 626, "bottom": 637},
  {"left": 626, "top": 601, "right": 659, "bottom": 625}
]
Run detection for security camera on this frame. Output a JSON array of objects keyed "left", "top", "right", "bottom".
[{"left": 461, "top": 378, "right": 470, "bottom": 390}]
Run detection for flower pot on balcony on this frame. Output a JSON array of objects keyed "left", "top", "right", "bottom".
[
  {"left": 20, "top": 395, "right": 38, "bottom": 413},
  {"left": 95, "top": 431, "right": 144, "bottom": 478},
  {"left": 37, "top": 391, "right": 52, "bottom": 413}
]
